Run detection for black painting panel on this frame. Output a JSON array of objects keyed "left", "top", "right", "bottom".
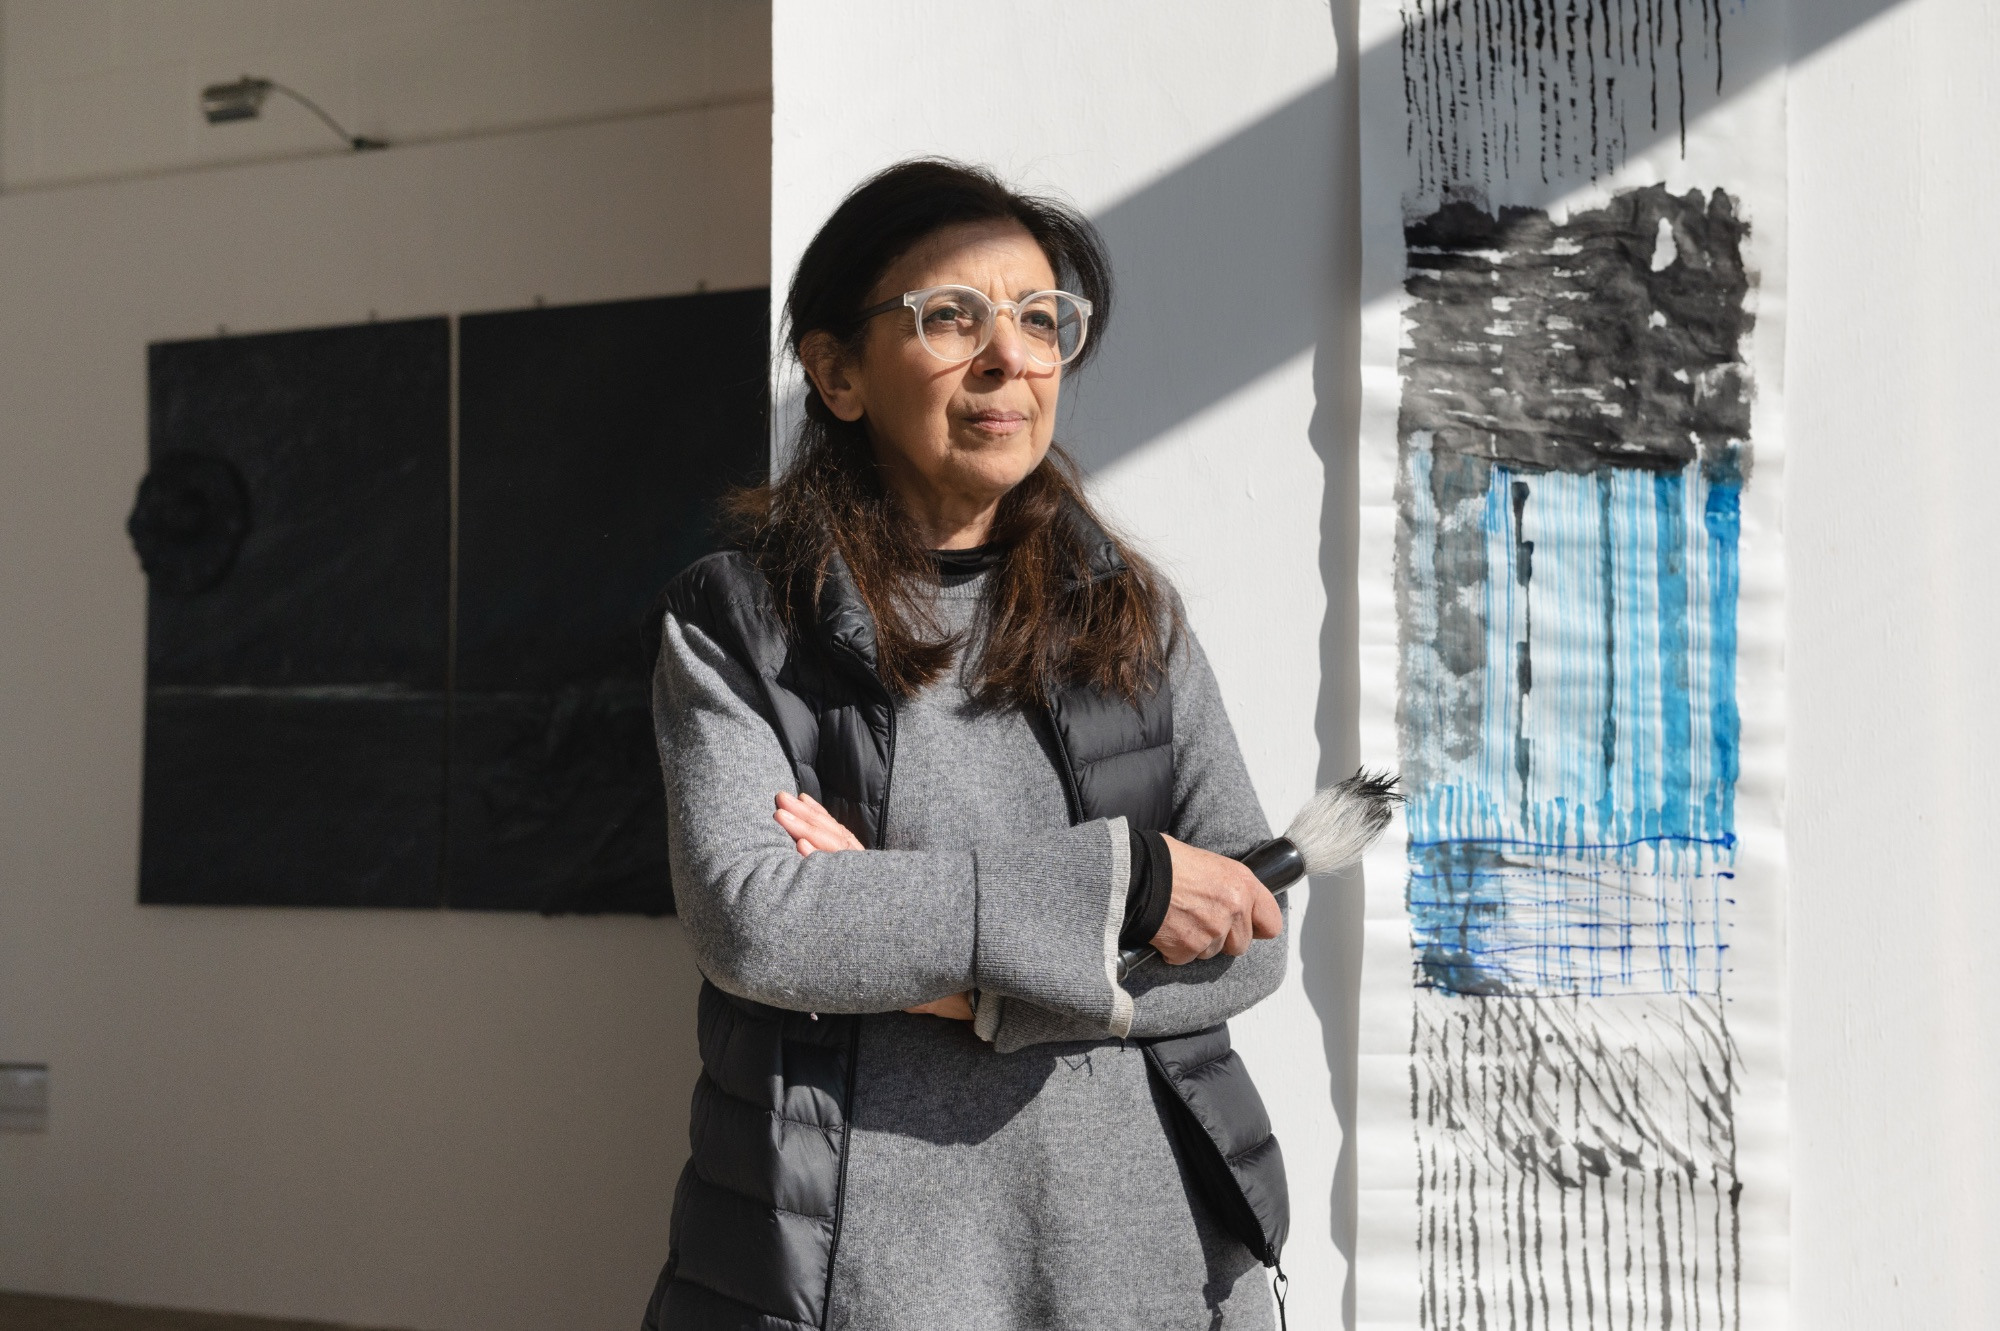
[
  {"left": 139, "top": 318, "right": 450, "bottom": 907},
  {"left": 145, "top": 320, "right": 451, "bottom": 688},
  {"left": 446, "top": 687, "right": 668, "bottom": 915},
  {"left": 139, "top": 693, "right": 447, "bottom": 907},
  {"left": 450, "top": 289, "right": 768, "bottom": 912}
]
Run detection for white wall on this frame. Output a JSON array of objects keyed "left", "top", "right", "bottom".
[
  {"left": 0, "top": 5, "right": 769, "bottom": 1329},
  {"left": 1, "top": 0, "right": 768, "bottom": 189},
  {"left": 774, "top": 1, "right": 2000, "bottom": 1328},
  {"left": 1787, "top": 0, "right": 2000, "bottom": 1324},
  {"left": 772, "top": 2, "right": 1356, "bottom": 1323}
]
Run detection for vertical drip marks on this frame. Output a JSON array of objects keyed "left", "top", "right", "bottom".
[
  {"left": 1710, "top": 0, "right": 1724, "bottom": 95},
  {"left": 1584, "top": 0, "right": 1601, "bottom": 177},
  {"left": 1413, "top": 1003, "right": 1431, "bottom": 1329},
  {"left": 1430, "top": 0, "right": 1451, "bottom": 197},
  {"left": 1473, "top": 1013, "right": 1492, "bottom": 1331},
  {"left": 1485, "top": 0, "right": 1505, "bottom": 188},
  {"left": 1411, "top": 995, "right": 1742, "bottom": 1329},
  {"left": 1408, "top": 2, "right": 1425, "bottom": 197},
  {"left": 1474, "top": 0, "right": 1494, "bottom": 194},
  {"left": 1512, "top": 479, "right": 1536, "bottom": 830},
  {"left": 1629, "top": 1169, "right": 1642, "bottom": 1331},
  {"left": 1403, "top": 0, "right": 1727, "bottom": 193},
  {"left": 1534, "top": 0, "right": 1551, "bottom": 184},
  {"left": 1647, "top": 0, "right": 1661, "bottom": 134},
  {"left": 1439, "top": 0, "right": 1460, "bottom": 189},
  {"left": 1579, "top": 1067, "right": 1598, "bottom": 1330},
  {"left": 1564, "top": 0, "right": 1581, "bottom": 178},
  {"left": 1672, "top": 0, "right": 1687, "bottom": 154},
  {"left": 1507, "top": 0, "right": 1523, "bottom": 174},
  {"left": 1456, "top": 0, "right": 1476, "bottom": 187}
]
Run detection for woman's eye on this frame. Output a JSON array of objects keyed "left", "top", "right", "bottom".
[
  {"left": 925, "top": 305, "right": 972, "bottom": 326},
  {"left": 1021, "top": 310, "right": 1058, "bottom": 334}
]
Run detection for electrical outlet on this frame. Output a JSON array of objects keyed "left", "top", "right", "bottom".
[{"left": 0, "top": 1063, "right": 49, "bottom": 1132}]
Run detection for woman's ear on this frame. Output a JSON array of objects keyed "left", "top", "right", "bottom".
[{"left": 799, "top": 331, "right": 867, "bottom": 423}]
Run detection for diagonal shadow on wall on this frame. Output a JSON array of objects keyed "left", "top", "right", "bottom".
[
  {"left": 1069, "top": 0, "right": 1907, "bottom": 472},
  {"left": 1054, "top": 2, "right": 1913, "bottom": 1324}
]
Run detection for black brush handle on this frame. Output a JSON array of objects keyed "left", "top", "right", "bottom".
[
  {"left": 1239, "top": 837, "right": 1307, "bottom": 889},
  {"left": 1115, "top": 836, "right": 1304, "bottom": 983}
]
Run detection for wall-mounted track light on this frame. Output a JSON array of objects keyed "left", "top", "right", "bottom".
[{"left": 200, "top": 76, "right": 387, "bottom": 151}]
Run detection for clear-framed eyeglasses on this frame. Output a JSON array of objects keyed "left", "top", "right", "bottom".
[{"left": 854, "top": 284, "right": 1093, "bottom": 367}]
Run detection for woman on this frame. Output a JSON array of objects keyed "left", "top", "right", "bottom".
[{"left": 645, "top": 159, "right": 1289, "bottom": 1331}]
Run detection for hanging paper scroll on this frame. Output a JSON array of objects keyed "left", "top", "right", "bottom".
[{"left": 1355, "top": 4, "right": 1789, "bottom": 1329}]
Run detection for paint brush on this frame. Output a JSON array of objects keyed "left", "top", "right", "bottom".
[{"left": 1116, "top": 769, "right": 1402, "bottom": 982}]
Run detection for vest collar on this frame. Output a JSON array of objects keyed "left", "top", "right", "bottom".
[
  {"left": 1058, "top": 498, "right": 1128, "bottom": 585},
  {"left": 814, "top": 548, "right": 881, "bottom": 680}
]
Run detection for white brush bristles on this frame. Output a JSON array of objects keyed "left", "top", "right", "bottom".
[{"left": 1281, "top": 769, "right": 1402, "bottom": 876}]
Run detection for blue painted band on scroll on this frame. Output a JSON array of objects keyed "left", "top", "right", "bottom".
[{"left": 1401, "top": 450, "right": 1744, "bottom": 998}]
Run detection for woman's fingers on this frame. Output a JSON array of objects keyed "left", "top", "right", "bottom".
[
  {"left": 1211, "top": 914, "right": 1247, "bottom": 960},
  {"left": 1152, "top": 836, "right": 1279, "bottom": 965},
  {"left": 802, "top": 792, "right": 863, "bottom": 848},
  {"left": 903, "top": 992, "right": 976, "bottom": 1021},
  {"left": 1223, "top": 889, "right": 1282, "bottom": 956},
  {"left": 1250, "top": 887, "right": 1284, "bottom": 940},
  {"left": 773, "top": 791, "right": 866, "bottom": 855}
]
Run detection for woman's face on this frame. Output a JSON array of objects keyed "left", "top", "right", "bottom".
[{"left": 805, "top": 219, "right": 1062, "bottom": 544}]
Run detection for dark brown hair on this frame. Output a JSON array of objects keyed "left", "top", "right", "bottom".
[{"left": 729, "top": 158, "right": 1176, "bottom": 706}]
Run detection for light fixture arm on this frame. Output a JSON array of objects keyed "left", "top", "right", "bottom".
[
  {"left": 202, "top": 75, "right": 386, "bottom": 151},
  {"left": 265, "top": 80, "right": 387, "bottom": 151}
]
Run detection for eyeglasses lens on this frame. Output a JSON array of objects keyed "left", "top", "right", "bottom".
[
  {"left": 1018, "top": 293, "right": 1088, "bottom": 365},
  {"left": 916, "top": 289, "right": 1087, "bottom": 365},
  {"left": 917, "top": 290, "right": 987, "bottom": 362}
]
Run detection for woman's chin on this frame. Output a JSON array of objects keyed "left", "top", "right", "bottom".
[
  {"left": 947, "top": 431, "right": 1047, "bottom": 483},
  {"left": 947, "top": 461, "right": 1040, "bottom": 505}
]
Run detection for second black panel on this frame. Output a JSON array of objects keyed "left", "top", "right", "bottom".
[{"left": 450, "top": 289, "right": 769, "bottom": 912}]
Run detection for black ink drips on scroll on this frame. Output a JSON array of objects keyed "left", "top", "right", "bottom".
[{"left": 1402, "top": 0, "right": 1727, "bottom": 194}]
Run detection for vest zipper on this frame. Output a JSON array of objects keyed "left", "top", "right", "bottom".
[
  {"left": 819, "top": 1015, "right": 863, "bottom": 1328},
  {"left": 876, "top": 698, "right": 897, "bottom": 846},
  {"left": 822, "top": 688, "right": 889, "bottom": 1327},
  {"left": 1039, "top": 702, "right": 1085, "bottom": 825}
]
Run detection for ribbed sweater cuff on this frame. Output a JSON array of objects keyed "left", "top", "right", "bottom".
[{"left": 970, "top": 817, "right": 1134, "bottom": 1038}]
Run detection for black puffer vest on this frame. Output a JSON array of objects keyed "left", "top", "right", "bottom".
[{"left": 643, "top": 509, "right": 1288, "bottom": 1330}]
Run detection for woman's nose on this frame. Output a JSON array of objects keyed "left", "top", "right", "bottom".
[{"left": 975, "top": 311, "right": 1030, "bottom": 378}]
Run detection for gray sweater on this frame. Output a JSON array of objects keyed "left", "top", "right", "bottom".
[{"left": 654, "top": 572, "right": 1283, "bottom": 1330}]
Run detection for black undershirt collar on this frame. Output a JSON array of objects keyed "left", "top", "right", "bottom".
[{"left": 930, "top": 542, "right": 1007, "bottom": 586}]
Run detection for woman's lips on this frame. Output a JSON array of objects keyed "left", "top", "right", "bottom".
[{"left": 963, "top": 411, "right": 1029, "bottom": 435}]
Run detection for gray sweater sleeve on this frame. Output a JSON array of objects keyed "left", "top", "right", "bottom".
[
  {"left": 984, "top": 626, "right": 1288, "bottom": 1054},
  {"left": 655, "top": 612, "right": 1136, "bottom": 1032}
]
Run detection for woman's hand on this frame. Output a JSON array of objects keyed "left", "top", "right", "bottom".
[
  {"left": 903, "top": 993, "right": 976, "bottom": 1021},
  {"left": 1152, "top": 836, "right": 1284, "bottom": 965},
  {"left": 773, "top": 791, "right": 975, "bottom": 1022},
  {"left": 773, "top": 790, "right": 864, "bottom": 854}
]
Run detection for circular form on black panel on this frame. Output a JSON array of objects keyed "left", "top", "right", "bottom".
[{"left": 126, "top": 451, "right": 252, "bottom": 595}]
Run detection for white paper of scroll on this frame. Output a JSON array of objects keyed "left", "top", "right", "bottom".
[{"left": 1356, "top": 3, "right": 1789, "bottom": 1328}]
